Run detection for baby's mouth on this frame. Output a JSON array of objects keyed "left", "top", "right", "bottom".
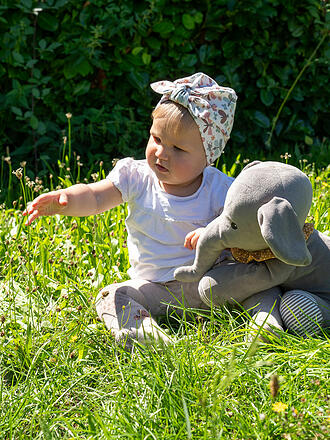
[{"left": 155, "top": 162, "right": 168, "bottom": 172}]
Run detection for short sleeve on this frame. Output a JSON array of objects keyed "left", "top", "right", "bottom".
[
  {"left": 106, "top": 158, "right": 149, "bottom": 203},
  {"left": 202, "top": 166, "right": 234, "bottom": 218}
]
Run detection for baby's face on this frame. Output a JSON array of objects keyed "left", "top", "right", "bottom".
[{"left": 146, "top": 116, "right": 206, "bottom": 196}]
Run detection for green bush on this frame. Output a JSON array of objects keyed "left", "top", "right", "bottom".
[{"left": 0, "top": 0, "right": 329, "bottom": 173}]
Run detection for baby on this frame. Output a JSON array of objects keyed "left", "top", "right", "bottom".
[{"left": 24, "top": 72, "right": 237, "bottom": 347}]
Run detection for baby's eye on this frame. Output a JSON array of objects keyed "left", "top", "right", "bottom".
[
  {"left": 153, "top": 136, "right": 161, "bottom": 144},
  {"left": 173, "top": 146, "right": 183, "bottom": 152},
  {"left": 231, "top": 222, "right": 238, "bottom": 230}
]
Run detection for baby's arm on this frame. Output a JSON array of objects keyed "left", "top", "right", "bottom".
[
  {"left": 23, "top": 179, "right": 123, "bottom": 225},
  {"left": 184, "top": 228, "right": 205, "bottom": 250}
]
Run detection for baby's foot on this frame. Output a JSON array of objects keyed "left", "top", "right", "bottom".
[
  {"left": 246, "top": 312, "right": 284, "bottom": 343},
  {"left": 96, "top": 290, "right": 171, "bottom": 349}
]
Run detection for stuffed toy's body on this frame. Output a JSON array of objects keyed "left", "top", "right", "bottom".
[{"left": 174, "top": 161, "right": 330, "bottom": 337}]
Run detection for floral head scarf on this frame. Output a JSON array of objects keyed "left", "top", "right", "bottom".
[{"left": 150, "top": 72, "right": 237, "bottom": 164}]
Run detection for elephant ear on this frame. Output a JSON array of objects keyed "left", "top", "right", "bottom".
[{"left": 257, "top": 197, "right": 312, "bottom": 266}]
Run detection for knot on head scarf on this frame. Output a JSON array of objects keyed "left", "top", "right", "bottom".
[{"left": 150, "top": 72, "right": 237, "bottom": 164}]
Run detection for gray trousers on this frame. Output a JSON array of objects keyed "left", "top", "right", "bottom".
[
  {"left": 96, "top": 278, "right": 330, "bottom": 339},
  {"left": 97, "top": 278, "right": 208, "bottom": 318},
  {"left": 95, "top": 278, "right": 208, "bottom": 348},
  {"left": 95, "top": 278, "right": 285, "bottom": 343}
]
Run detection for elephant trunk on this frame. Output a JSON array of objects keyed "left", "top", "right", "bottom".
[{"left": 174, "top": 219, "right": 225, "bottom": 282}]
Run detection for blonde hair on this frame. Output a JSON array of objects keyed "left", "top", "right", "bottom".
[{"left": 152, "top": 100, "right": 198, "bottom": 137}]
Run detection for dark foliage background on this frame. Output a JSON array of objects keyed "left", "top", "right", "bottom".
[{"left": 0, "top": 0, "right": 329, "bottom": 175}]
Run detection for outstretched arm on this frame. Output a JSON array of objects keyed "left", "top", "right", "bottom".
[{"left": 23, "top": 179, "right": 123, "bottom": 225}]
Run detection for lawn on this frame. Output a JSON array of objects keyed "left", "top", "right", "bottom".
[{"left": 0, "top": 158, "right": 329, "bottom": 439}]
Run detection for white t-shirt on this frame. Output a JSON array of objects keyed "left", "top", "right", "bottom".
[{"left": 108, "top": 158, "right": 234, "bottom": 282}]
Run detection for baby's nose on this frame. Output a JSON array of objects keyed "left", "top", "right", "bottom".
[{"left": 155, "top": 144, "right": 168, "bottom": 159}]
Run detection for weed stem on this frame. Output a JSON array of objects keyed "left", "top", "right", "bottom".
[{"left": 266, "top": 31, "right": 328, "bottom": 149}]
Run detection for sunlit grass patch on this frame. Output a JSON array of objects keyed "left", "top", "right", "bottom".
[{"left": 0, "top": 154, "right": 329, "bottom": 438}]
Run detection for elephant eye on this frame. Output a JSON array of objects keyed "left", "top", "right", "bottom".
[{"left": 231, "top": 222, "right": 238, "bottom": 230}]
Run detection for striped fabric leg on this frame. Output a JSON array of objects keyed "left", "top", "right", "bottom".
[{"left": 279, "top": 290, "right": 324, "bottom": 337}]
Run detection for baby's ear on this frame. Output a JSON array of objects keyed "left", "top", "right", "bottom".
[{"left": 257, "top": 197, "right": 312, "bottom": 266}]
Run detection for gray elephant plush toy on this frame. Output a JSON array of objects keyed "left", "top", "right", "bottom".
[{"left": 175, "top": 161, "right": 330, "bottom": 337}]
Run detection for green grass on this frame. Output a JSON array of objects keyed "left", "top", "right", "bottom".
[{"left": 0, "top": 159, "right": 329, "bottom": 439}]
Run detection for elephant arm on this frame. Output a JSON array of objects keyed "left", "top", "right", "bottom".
[
  {"left": 198, "top": 258, "right": 296, "bottom": 307},
  {"left": 174, "top": 218, "right": 225, "bottom": 282}
]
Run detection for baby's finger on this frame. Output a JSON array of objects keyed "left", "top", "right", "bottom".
[
  {"left": 58, "top": 193, "right": 68, "bottom": 206},
  {"left": 184, "top": 231, "right": 194, "bottom": 241},
  {"left": 184, "top": 236, "right": 193, "bottom": 250},
  {"left": 29, "top": 192, "right": 55, "bottom": 209},
  {"left": 25, "top": 209, "right": 40, "bottom": 226},
  {"left": 22, "top": 202, "right": 33, "bottom": 216},
  {"left": 31, "top": 197, "right": 50, "bottom": 209}
]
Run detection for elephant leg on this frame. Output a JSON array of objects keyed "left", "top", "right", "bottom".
[
  {"left": 241, "top": 287, "right": 284, "bottom": 341},
  {"left": 198, "top": 258, "right": 290, "bottom": 307},
  {"left": 198, "top": 259, "right": 285, "bottom": 341},
  {"left": 280, "top": 290, "right": 330, "bottom": 337}
]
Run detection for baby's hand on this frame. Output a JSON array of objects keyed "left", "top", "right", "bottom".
[
  {"left": 23, "top": 191, "right": 68, "bottom": 225},
  {"left": 184, "top": 227, "right": 205, "bottom": 250}
]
